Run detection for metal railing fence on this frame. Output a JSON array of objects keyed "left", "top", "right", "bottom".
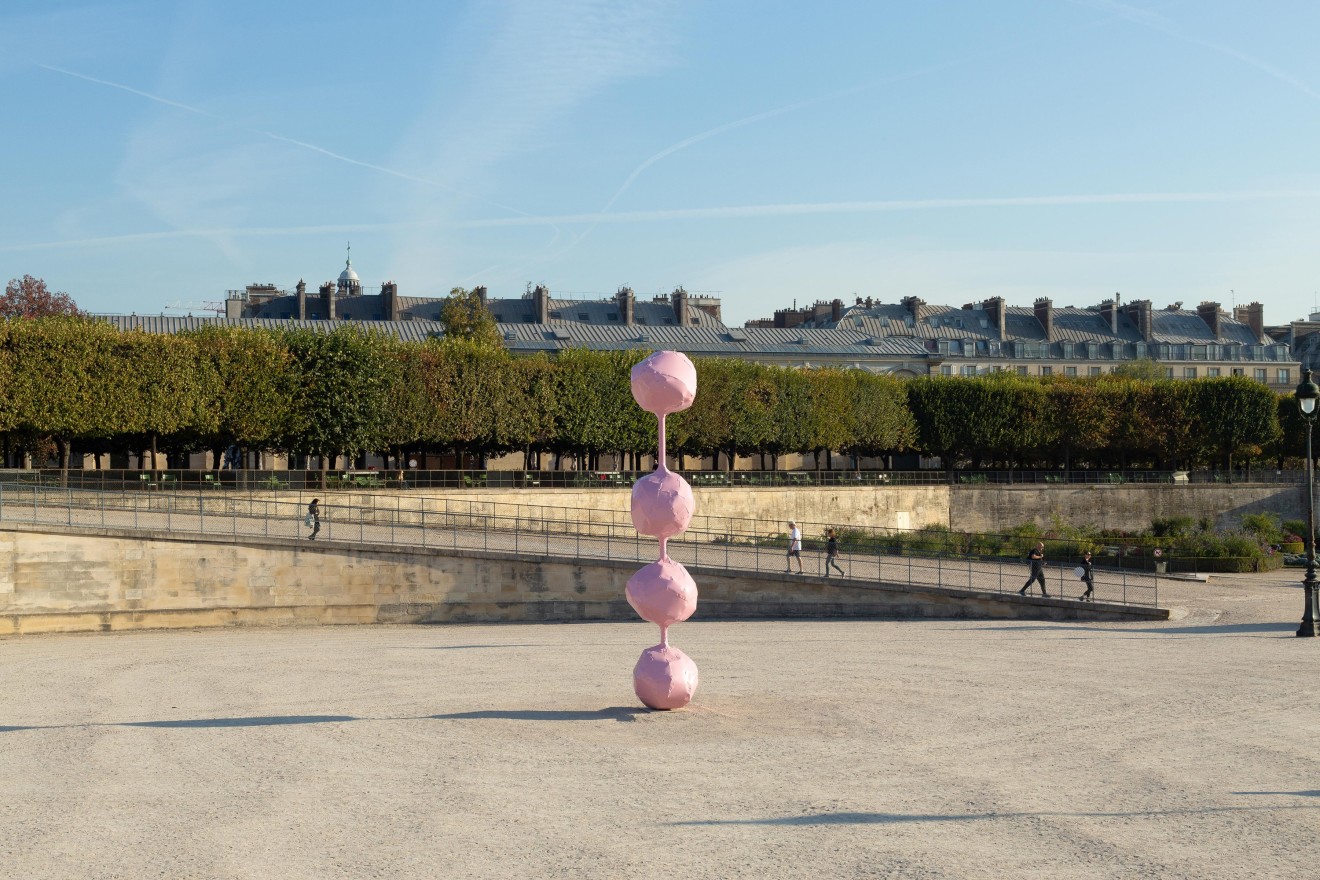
[
  {"left": 0, "top": 484, "right": 1164, "bottom": 608},
  {"left": 0, "top": 467, "right": 1304, "bottom": 491}
]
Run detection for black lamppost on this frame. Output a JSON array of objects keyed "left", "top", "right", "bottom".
[{"left": 1295, "top": 369, "right": 1319, "bottom": 637}]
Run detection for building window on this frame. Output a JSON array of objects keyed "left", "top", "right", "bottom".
[
  {"left": 940, "top": 365, "right": 952, "bottom": 376},
  {"left": 1207, "top": 367, "right": 1220, "bottom": 377},
  {"left": 1232, "top": 367, "right": 1244, "bottom": 376},
  {"left": 1040, "top": 366, "right": 1052, "bottom": 376},
  {"left": 1254, "top": 368, "right": 1267, "bottom": 382},
  {"left": 962, "top": 365, "right": 977, "bottom": 376},
  {"left": 1089, "top": 366, "right": 1101, "bottom": 376},
  {"left": 1086, "top": 343, "right": 1097, "bottom": 358},
  {"left": 1061, "top": 343, "right": 1074, "bottom": 358},
  {"left": 1165, "top": 368, "right": 1174, "bottom": 378},
  {"left": 1016, "top": 366, "right": 1028, "bottom": 376},
  {"left": 1065, "top": 366, "right": 1077, "bottom": 377},
  {"left": 1279, "top": 368, "right": 1291, "bottom": 384},
  {"left": 1185, "top": 367, "right": 1197, "bottom": 379}
]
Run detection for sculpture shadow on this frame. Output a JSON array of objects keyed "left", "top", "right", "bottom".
[
  {"left": 123, "top": 715, "right": 359, "bottom": 728},
  {"left": 428, "top": 707, "right": 646, "bottom": 722},
  {"left": 1233, "top": 790, "right": 1320, "bottom": 797},
  {"left": 966, "top": 621, "right": 1294, "bottom": 637}
]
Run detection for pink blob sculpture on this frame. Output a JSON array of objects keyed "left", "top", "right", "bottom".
[
  {"left": 630, "top": 350, "right": 697, "bottom": 415},
  {"left": 630, "top": 469, "right": 695, "bottom": 538},
  {"left": 628, "top": 350, "right": 700, "bottom": 710},
  {"left": 626, "top": 558, "right": 698, "bottom": 628}
]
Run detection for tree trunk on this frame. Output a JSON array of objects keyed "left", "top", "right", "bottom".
[{"left": 57, "top": 438, "right": 70, "bottom": 488}]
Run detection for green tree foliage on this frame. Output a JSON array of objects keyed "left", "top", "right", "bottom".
[
  {"left": 282, "top": 326, "right": 396, "bottom": 470},
  {"left": 3, "top": 317, "right": 125, "bottom": 477},
  {"left": 839, "top": 371, "right": 916, "bottom": 461},
  {"left": 1190, "top": 376, "right": 1281, "bottom": 474},
  {"left": 114, "top": 331, "right": 218, "bottom": 470},
  {"left": 183, "top": 326, "right": 298, "bottom": 461},
  {"left": 1111, "top": 358, "right": 1165, "bottom": 382},
  {"left": 439, "top": 287, "right": 501, "bottom": 347}
]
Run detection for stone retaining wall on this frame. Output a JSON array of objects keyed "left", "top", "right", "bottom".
[{"left": 0, "top": 524, "right": 1164, "bottom": 634}]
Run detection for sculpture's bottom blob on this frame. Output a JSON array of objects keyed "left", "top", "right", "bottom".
[{"left": 633, "top": 643, "right": 699, "bottom": 710}]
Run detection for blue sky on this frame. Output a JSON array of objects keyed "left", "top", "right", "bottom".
[{"left": 3, "top": 0, "right": 1319, "bottom": 326}]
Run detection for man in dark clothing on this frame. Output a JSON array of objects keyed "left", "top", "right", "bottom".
[
  {"left": 1019, "top": 542, "right": 1048, "bottom": 597},
  {"left": 1078, "top": 551, "right": 1095, "bottom": 601},
  {"left": 307, "top": 498, "right": 321, "bottom": 540}
]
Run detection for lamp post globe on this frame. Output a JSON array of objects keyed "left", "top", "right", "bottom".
[{"left": 1295, "top": 368, "right": 1320, "bottom": 638}]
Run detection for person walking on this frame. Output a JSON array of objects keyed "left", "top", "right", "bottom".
[
  {"left": 825, "top": 528, "right": 846, "bottom": 576},
  {"left": 306, "top": 498, "right": 321, "bottom": 541},
  {"left": 1078, "top": 550, "right": 1095, "bottom": 601},
  {"left": 786, "top": 520, "right": 803, "bottom": 573},
  {"left": 1019, "top": 541, "right": 1048, "bottom": 597}
]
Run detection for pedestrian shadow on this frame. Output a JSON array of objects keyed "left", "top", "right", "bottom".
[
  {"left": 960, "top": 621, "right": 1294, "bottom": 636},
  {"left": 672, "top": 802, "right": 1320, "bottom": 826},
  {"left": 1233, "top": 790, "right": 1320, "bottom": 797},
  {"left": 427, "top": 707, "right": 646, "bottom": 722}
]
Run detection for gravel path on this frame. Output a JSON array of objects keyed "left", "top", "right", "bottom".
[{"left": 0, "top": 569, "right": 1313, "bottom": 878}]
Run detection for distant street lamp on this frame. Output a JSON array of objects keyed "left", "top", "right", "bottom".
[{"left": 1295, "top": 368, "right": 1319, "bottom": 637}]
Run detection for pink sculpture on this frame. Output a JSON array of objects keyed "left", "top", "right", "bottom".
[{"left": 628, "top": 351, "right": 700, "bottom": 710}]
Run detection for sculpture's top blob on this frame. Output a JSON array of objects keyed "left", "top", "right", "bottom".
[{"left": 631, "top": 350, "right": 697, "bottom": 416}]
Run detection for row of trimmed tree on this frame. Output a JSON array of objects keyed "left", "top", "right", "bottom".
[{"left": 0, "top": 318, "right": 1299, "bottom": 478}]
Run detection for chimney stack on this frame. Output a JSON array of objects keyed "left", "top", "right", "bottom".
[
  {"left": 1033, "top": 297, "right": 1054, "bottom": 342},
  {"left": 1234, "top": 302, "right": 1265, "bottom": 340},
  {"left": 616, "top": 286, "right": 635, "bottom": 325},
  {"left": 672, "top": 287, "right": 689, "bottom": 325},
  {"left": 1099, "top": 296, "right": 1120, "bottom": 335},
  {"left": 986, "top": 296, "right": 1007, "bottom": 340},
  {"left": 381, "top": 281, "right": 400, "bottom": 321},
  {"left": 295, "top": 279, "right": 307, "bottom": 320},
  {"left": 1124, "top": 299, "right": 1153, "bottom": 343},
  {"left": 831, "top": 298, "right": 843, "bottom": 322},
  {"left": 533, "top": 284, "right": 550, "bottom": 324},
  {"left": 474, "top": 285, "right": 488, "bottom": 307},
  {"left": 900, "top": 295, "right": 926, "bottom": 323},
  {"left": 1197, "top": 301, "right": 1222, "bottom": 338},
  {"left": 320, "top": 282, "right": 336, "bottom": 320}
]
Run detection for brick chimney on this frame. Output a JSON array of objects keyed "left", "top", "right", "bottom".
[
  {"left": 616, "top": 286, "right": 635, "bottom": 325},
  {"left": 831, "top": 298, "right": 843, "bottom": 322},
  {"left": 900, "top": 296, "right": 926, "bottom": 323},
  {"left": 295, "top": 279, "right": 307, "bottom": 320},
  {"left": 1196, "top": 301, "right": 1222, "bottom": 338},
  {"left": 474, "top": 285, "right": 488, "bottom": 307},
  {"left": 1124, "top": 299, "right": 1153, "bottom": 343},
  {"left": 1099, "top": 294, "right": 1120, "bottom": 335},
  {"left": 533, "top": 284, "right": 550, "bottom": 324},
  {"left": 320, "top": 282, "right": 336, "bottom": 320},
  {"left": 382, "top": 281, "right": 400, "bottom": 321},
  {"left": 1033, "top": 297, "right": 1054, "bottom": 341},
  {"left": 672, "top": 287, "right": 689, "bottom": 325},
  {"left": 985, "top": 296, "right": 1007, "bottom": 340},
  {"left": 1234, "top": 302, "right": 1265, "bottom": 340}
]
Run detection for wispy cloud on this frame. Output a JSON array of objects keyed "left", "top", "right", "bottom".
[
  {"left": 1065, "top": 0, "right": 1320, "bottom": 102},
  {"left": 8, "top": 187, "right": 1316, "bottom": 254},
  {"left": 34, "top": 62, "right": 531, "bottom": 216},
  {"left": 461, "top": 189, "right": 1320, "bottom": 228}
]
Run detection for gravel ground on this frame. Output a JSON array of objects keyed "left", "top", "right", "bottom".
[{"left": 0, "top": 570, "right": 1315, "bottom": 879}]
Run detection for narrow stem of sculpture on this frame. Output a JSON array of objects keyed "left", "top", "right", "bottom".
[
  {"left": 658, "top": 536, "right": 668, "bottom": 558},
  {"left": 660, "top": 624, "right": 669, "bottom": 646},
  {"left": 657, "top": 414, "right": 666, "bottom": 467}
]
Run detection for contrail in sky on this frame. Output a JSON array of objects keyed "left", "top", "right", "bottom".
[
  {"left": 35, "top": 63, "right": 538, "bottom": 219},
  {"left": 1064, "top": 0, "right": 1320, "bottom": 102},
  {"left": 7, "top": 188, "right": 1316, "bottom": 253},
  {"left": 463, "top": 189, "right": 1320, "bottom": 228}
]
